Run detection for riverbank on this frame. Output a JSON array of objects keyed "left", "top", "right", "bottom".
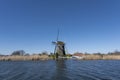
[
  {"left": 0, "top": 55, "right": 51, "bottom": 61},
  {"left": 80, "top": 55, "right": 120, "bottom": 60},
  {"left": 0, "top": 55, "right": 120, "bottom": 61}
]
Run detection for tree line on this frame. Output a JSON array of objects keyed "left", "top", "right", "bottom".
[
  {"left": 0, "top": 50, "right": 49, "bottom": 56},
  {"left": 0, "top": 50, "right": 120, "bottom": 56}
]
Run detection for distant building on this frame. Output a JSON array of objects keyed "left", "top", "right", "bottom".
[{"left": 72, "top": 53, "right": 84, "bottom": 59}]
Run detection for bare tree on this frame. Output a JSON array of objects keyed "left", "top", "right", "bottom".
[{"left": 11, "top": 50, "right": 25, "bottom": 56}]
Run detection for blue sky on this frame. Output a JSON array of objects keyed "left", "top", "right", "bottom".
[{"left": 0, "top": 0, "right": 120, "bottom": 54}]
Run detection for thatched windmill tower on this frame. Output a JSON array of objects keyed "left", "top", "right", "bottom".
[{"left": 52, "top": 30, "right": 66, "bottom": 59}]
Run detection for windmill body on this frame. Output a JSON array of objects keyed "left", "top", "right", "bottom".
[
  {"left": 52, "top": 29, "right": 66, "bottom": 59},
  {"left": 53, "top": 41, "right": 66, "bottom": 58}
]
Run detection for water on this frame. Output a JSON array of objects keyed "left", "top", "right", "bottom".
[{"left": 0, "top": 60, "right": 120, "bottom": 80}]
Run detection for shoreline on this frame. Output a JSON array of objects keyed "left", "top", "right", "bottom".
[
  {"left": 1, "top": 55, "right": 120, "bottom": 61},
  {"left": 0, "top": 55, "right": 51, "bottom": 61}
]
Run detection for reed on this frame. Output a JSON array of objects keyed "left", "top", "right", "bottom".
[
  {"left": 103, "top": 55, "right": 120, "bottom": 60},
  {"left": 83, "top": 54, "right": 103, "bottom": 60},
  {"left": 83, "top": 54, "right": 120, "bottom": 60},
  {"left": 0, "top": 55, "right": 50, "bottom": 61},
  {"left": 1, "top": 54, "right": 120, "bottom": 61}
]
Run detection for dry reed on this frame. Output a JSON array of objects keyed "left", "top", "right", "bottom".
[
  {"left": 1, "top": 54, "right": 120, "bottom": 61},
  {"left": 103, "top": 55, "right": 120, "bottom": 60},
  {"left": 83, "top": 54, "right": 103, "bottom": 60},
  {"left": 0, "top": 55, "right": 50, "bottom": 61},
  {"left": 83, "top": 54, "right": 120, "bottom": 60}
]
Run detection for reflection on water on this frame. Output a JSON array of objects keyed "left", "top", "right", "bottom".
[
  {"left": 0, "top": 60, "right": 120, "bottom": 80},
  {"left": 52, "top": 60, "right": 68, "bottom": 80}
]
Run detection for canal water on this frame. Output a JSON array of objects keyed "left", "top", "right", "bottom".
[{"left": 0, "top": 60, "right": 120, "bottom": 80}]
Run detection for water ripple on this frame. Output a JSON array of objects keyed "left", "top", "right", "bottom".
[{"left": 0, "top": 60, "right": 120, "bottom": 80}]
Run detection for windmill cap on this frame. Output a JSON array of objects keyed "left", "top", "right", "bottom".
[{"left": 57, "top": 41, "right": 65, "bottom": 45}]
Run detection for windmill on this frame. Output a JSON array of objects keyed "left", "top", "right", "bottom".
[{"left": 52, "top": 29, "right": 66, "bottom": 59}]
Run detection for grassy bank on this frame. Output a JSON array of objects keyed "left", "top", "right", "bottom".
[
  {"left": 0, "top": 55, "right": 50, "bottom": 61},
  {"left": 102, "top": 55, "right": 120, "bottom": 60},
  {"left": 82, "top": 55, "right": 120, "bottom": 60},
  {"left": 1, "top": 54, "right": 120, "bottom": 61},
  {"left": 82, "top": 55, "right": 103, "bottom": 60}
]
